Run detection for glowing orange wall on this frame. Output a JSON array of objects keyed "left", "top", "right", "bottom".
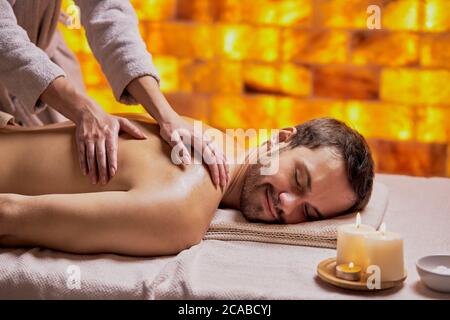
[{"left": 60, "top": 0, "right": 450, "bottom": 177}]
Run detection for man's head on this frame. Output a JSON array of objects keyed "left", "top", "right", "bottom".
[{"left": 240, "top": 118, "right": 374, "bottom": 224}]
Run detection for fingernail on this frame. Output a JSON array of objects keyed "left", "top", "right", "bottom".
[
  {"left": 183, "top": 155, "right": 191, "bottom": 164},
  {"left": 110, "top": 167, "right": 116, "bottom": 177}
]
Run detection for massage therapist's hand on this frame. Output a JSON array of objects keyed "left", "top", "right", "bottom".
[
  {"left": 74, "top": 100, "right": 146, "bottom": 185},
  {"left": 39, "top": 77, "right": 146, "bottom": 185},
  {"left": 126, "top": 75, "right": 229, "bottom": 188},
  {"left": 159, "top": 114, "right": 229, "bottom": 188}
]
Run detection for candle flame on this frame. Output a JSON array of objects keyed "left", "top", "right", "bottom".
[
  {"left": 349, "top": 262, "right": 354, "bottom": 268},
  {"left": 355, "top": 212, "right": 361, "bottom": 228},
  {"left": 379, "top": 222, "right": 386, "bottom": 234}
]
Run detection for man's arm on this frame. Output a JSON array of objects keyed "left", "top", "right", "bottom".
[{"left": 0, "top": 190, "right": 205, "bottom": 256}]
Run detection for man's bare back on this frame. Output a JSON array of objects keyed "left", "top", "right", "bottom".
[{"left": 1, "top": 114, "right": 224, "bottom": 197}]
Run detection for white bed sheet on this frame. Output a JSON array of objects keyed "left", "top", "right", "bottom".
[{"left": 0, "top": 174, "right": 449, "bottom": 299}]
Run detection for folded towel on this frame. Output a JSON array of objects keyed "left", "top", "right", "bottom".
[
  {"left": 204, "top": 181, "right": 388, "bottom": 248},
  {"left": 0, "top": 111, "right": 14, "bottom": 128}
]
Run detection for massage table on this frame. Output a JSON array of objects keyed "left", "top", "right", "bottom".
[{"left": 0, "top": 173, "right": 449, "bottom": 299}]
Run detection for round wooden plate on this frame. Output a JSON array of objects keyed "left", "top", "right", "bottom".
[{"left": 317, "top": 257, "right": 407, "bottom": 291}]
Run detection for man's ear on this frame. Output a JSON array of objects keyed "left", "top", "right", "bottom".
[
  {"left": 277, "top": 127, "right": 297, "bottom": 143},
  {"left": 265, "top": 127, "right": 297, "bottom": 151}
]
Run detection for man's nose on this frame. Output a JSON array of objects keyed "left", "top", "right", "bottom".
[{"left": 278, "top": 192, "right": 301, "bottom": 216}]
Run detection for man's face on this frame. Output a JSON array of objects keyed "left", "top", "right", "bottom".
[{"left": 240, "top": 146, "right": 356, "bottom": 224}]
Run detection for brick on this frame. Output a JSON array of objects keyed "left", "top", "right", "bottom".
[
  {"left": 146, "top": 23, "right": 214, "bottom": 59},
  {"left": 420, "top": 34, "right": 450, "bottom": 68},
  {"left": 179, "top": 60, "right": 243, "bottom": 94},
  {"left": 88, "top": 88, "right": 145, "bottom": 114},
  {"left": 215, "top": 0, "right": 312, "bottom": 27},
  {"left": 314, "top": 66, "right": 379, "bottom": 100},
  {"left": 166, "top": 93, "right": 210, "bottom": 122},
  {"left": 276, "top": 98, "right": 346, "bottom": 129},
  {"left": 191, "top": 24, "right": 215, "bottom": 59},
  {"left": 351, "top": 31, "right": 419, "bottom": 67},
  {"left": 152, "top": 56, "right": 179, "bottom": 92},
  {"left": 244, "top": 63, "right": 311, "bottom": 96},
  {"left": 177, "top": 0, "right": 218, "bottom": 22},
  {"left": 59, "top": 26, "right": 91, "bottom": 54},
  {"left": 368, "top": 138, "right": 448, "bottom": 177},
  {"left": 215, "top": 25, "right": 279, "bottom": 62},
  {"left": 244, "top": 0, "right": 312, "bottom": 27},
  {"left": 211, "top": 95, "right": 346, "bottom": 130},
  {"left": 382, "top": 0, "right": 422, "bottom": 31},
  {"left": 314, "top": 0, "right": 376, "bottom": 29},
  {"left": 282, "top": 29, "right": 348, "bottom": 64},
  {"left": 416, "top": 105, "right": 450, "bottom": 143},
  {"left": 78, "top": 54, "right": 106, "bottom": 88},
  {"left": 381, "top": 68, "right": 450, "bottom": 104},
  {"left": 424, "top": 0, "right": 450, "bottom": 32},
  {"left": 145, "top": 23, "right": 176, "bottom": 55},
  {"left": 210, "top": 61, "right": 243, "bottom": 93},
  {"left": 248, "top": 27, "right": 280, "bottom": 62},
  {"left": 215, "top": 24, "right": 252, "bottom": 60},
  {"left": 131, "top": 0, "right": 176, "bottom": 21},
  {"left": 315, "top": 0, "right": 422, "bottom": 31},
  {"left": 342, "top": 101, "right": 414, "bottom": 141},
  {"left": 215, "top": 0, "right": 245, "bottom": 23},
  {"left": 210, "top": 94, "right": 288, "bottom": 130}
]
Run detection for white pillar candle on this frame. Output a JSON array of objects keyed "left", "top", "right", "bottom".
[
  {"left": 336, "top": 213, "right": 376, "bottom": 271},
  {"left": 364, "top": 223, "right": 404, "bottom": 281}
]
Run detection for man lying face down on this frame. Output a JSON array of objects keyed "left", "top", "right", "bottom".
[{"left": 0, "top": 115, "right": 373, "bottom": 256}]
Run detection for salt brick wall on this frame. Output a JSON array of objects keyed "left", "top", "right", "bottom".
[{"left": 60, "top": 0, "right": 450, "bottom": 177}]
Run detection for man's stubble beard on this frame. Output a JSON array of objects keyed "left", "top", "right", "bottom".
[{"left": 239, "top": 163, "right": 267, "bottom": 222}]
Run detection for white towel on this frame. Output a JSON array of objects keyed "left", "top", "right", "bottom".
[{"left": 204, "top": 182, "right": 389, "bottom": 248}]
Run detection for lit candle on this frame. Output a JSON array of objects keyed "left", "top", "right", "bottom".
[
  {"left": 364, "top": 222, "right": 405, "bottom": 281},
  {"left": 336, "top": 213, "right": 376, "bottom": 271},
  {"left": 335, "top": 262, "right": 362, "bottom": 281}
]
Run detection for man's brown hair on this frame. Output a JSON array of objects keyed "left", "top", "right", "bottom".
[{"left": 288, "top": 117, "right": 374, "bottom": 214}]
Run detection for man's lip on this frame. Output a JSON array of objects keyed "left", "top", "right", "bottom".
[{"left": 265, "top": 187, "right": 278, "bottom": 221}]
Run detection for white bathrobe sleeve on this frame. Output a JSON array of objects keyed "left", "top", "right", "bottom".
[
  {"left": 0, "top": 0, "right": 66, "bottom": 114},
  {"left": 75, "top": 0, "right": 161, "bottom": 105}
]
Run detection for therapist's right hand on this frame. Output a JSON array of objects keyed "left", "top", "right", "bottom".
[
  {"left": 75, "top": 99, "right": 147, "bottom": 185},
  {"left": 39, "top": 77, "right": 146, "bottom": 185}
]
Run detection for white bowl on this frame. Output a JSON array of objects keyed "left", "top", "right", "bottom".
[{"left": 416, "top": 255, "right": 450, "bottom": 293}]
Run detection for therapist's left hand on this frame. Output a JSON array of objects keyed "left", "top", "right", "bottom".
[{"left": 159, "top": 115, "right": 229, "bottom": 188}]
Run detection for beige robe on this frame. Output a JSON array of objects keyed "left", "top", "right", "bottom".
[{"left": 0, "top": 0, "right": 160, "bottom": 126}]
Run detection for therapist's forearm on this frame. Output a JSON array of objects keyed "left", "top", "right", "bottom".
[
  {"left": 126, "top": 75, "right": 178, "bottom": 124},
  {"left": 39, "top": 76, "right": 95, "bottom": 124}
]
